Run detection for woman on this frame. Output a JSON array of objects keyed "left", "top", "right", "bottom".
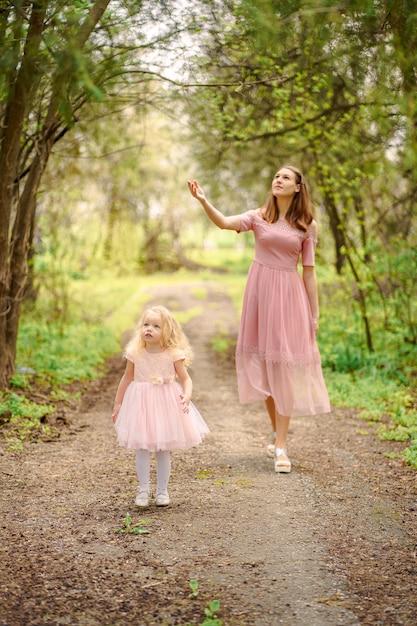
[{"left": 187, "top": 165, "right": 330, "bottom": 473}]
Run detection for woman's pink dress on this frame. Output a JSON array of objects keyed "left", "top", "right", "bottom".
[
  {"left": 115, "top": 348, "right": 209, "bottom": 451},
  {"left": 236, "top": 210, "right": 330, "bottom": 417}
]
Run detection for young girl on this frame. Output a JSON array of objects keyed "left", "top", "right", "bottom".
[{"left": 112, "top": 305, "right": 209, "bottom": 507}]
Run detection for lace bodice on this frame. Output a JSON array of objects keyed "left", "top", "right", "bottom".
[
  {"left": 238, "top": 209, "right": 317, "bottom": 270},
  {"left": 126, "top": 348, "right": 185, "bottom": 383}
]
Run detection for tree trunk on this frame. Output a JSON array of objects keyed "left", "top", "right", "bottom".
[
  {"left": 23, "top": 205, "right": 39, "bottom": 303},
  {"left": 345, "top": 251, "right": 374, "bottom": 352},
  {"left": 321, "top": 190, "right": 346, "bottom": 275},
  {"left": 0, "top": 0, "right": 112, "bottom": 389},
  {"left": 6, "top": 144, "right": 51, "bottom": 377},
  {"left": 0, "top": 2, "right": 48, "bottom": 388}
]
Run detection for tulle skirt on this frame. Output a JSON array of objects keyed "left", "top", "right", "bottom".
[
  {"left": 236, "top": 261, "right": 330, "bottom": 417},
  {"left": 115, "top": 381, "right": 209, "bottom": 451}
]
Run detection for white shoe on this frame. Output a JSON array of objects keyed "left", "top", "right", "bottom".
[
  {"left": 135, "top": 491, "right": 149, "bottom": 507},
  {"left": 155, "top": 493, "right": 170, "bottom": 507},
  {"left": 274, "top": 448, "right": 291, "bottom": 473},
  {"left": 267, "top": 431, "right": 276, "bottom": 458}
]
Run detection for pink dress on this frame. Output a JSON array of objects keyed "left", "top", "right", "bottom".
[
  {"left": 236, "top": 209, "right": 330, "bottom": 417},
  {"left": 115, "top": 348, "right": 209, "bottom": 451}
]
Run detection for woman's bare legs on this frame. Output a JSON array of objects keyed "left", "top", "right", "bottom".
[
  {"left": 265, "top": 396, "right": 291, "bottom": 471},
  {"left": 265, "top": 396, "right": 290, "bottom": 445},
  {"left": 265, "top": 396, "right": 276, "bottom": 432},
  {"left": 274, "top": 412, "right": 290, "bottom": 449},
  {"left": 265, "top": 396, "right": 277, "bottom": 457},
  {"left": 274, "top": 412, "right": 291, "bottom": 471}
]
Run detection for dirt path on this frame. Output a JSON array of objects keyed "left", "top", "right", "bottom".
[{"left": 1, "top": 282, "right": 416, "bottom": 625}]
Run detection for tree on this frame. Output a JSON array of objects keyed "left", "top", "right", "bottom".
[
  {"left": 0, "top": 0, "right": 204, "bottom": 388},
  {"left": 0, "top": 1, "right": 117, "bottom": 388},
  {"left": 180, "top": 0, "right": 417, "bottom": 350},
  {"left": 182, "top": 0, "right": 417, "bottom": 215}
]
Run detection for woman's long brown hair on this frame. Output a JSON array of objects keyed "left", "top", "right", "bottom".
[{"left": 262, "top": 165, "right": 314, "bottom": 232}]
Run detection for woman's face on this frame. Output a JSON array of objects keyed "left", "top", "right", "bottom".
[{"left": 272, "top": 168, "right": 300, "bottom": 198}]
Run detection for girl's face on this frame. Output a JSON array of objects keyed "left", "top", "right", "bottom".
[
  {"left": 141, "top": 311, "right": 163, "bottom": 347},
  {"left": 272, "top": 168, "right": 300, "bottom": 198}
]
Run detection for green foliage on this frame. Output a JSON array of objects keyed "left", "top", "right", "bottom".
[
  {"left": 210, "top": 335, "right": 231, "bottom": 354},
  {"left": 9, "top": 219, "right": 417, "bottom": 471},
  {"left": 317, "top": 261, "right": 417, "bottom": 467},
  {"left": 323, "top": 374, "right": 417, "bottom": 468},
  {"left": 3, "top": 266, "right": 212, "bottom": 447},
  {"left": 181, "top": 0, "right": 417, "bottom": 377},
  {"left": 16, "top": 321, "right": 118, "bottom": 385},
  {"left": 0, "top": 0, "right": 414, "bottom": 483},
  {"left": 115, "top": 513, "right": 152, "bottom": 535},
  {"left": 0, "top": 392, "right": 56, "bottom": 451},
  {"left": 186, "top": 581, "right": 223, "bottom": 626},
  {"left": 202, "top": 600, "right": 223, "bottom": 626},
  {"left": 210, "top": 331, "right": 236, "bottom": 362},
  {"left": 0, "top": 307, "right": 119, "bottom": 448},
  {"left": 402, "top": 440, "right": 417, "bottom": 468},
  {"left": 188, "top": 244, "right": 253, "bottom": 274},
  {"left": 1, "top": 0, "right": 221, "bottom": 389},
  {"left": 189, "top": 579, "right": 199, "bottom": 597},
  {"left": 370, "top": 238, "right": 417, "bottom": 344},
  {"left": 9, "top": 373, "right": 32, "bottom": 390},
  {"left": 0, "top": 392, "right": 54, "bottom": 422}
]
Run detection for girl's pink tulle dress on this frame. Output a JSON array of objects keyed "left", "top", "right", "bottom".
[
  {"left": 236, "top": 210, "right": 330, "bottom": 417},
  {"left": 115, "top": 348, "right": 209, "bottom": 451}
]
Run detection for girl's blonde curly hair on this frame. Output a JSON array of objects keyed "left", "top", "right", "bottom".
[{"left": 125, "top": 305, "right": 193, "bottom": 366}]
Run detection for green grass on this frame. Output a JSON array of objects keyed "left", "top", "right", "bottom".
[
  {"left": 209, "top": 261, "right": 417, "bottom": 468},
  {"left": 16, "top": 322, "right": 119, "bottom": 385},
  {"left": 2, "top": 253, "right": 416, "bottom": 467},
  {"left": 0, "top": 392, "right": 56, "bottom": 451},
  {"left": 316, "top": 265, "right": 417, "bottom": 467},
  {"left": 325, "top": 369, "right": 417, "bottom": 467},
  {"left": 0, "top": 268, "right": 215, "bottom": 448}
]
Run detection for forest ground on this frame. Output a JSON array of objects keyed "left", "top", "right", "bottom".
[{"left": 0, "top": 281, "right": 416, "bottom": 626}]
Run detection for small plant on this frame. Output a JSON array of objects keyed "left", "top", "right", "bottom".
[
  {"left": 189, "top": 579, "right": 199, "bottom": 597},
  {"left": 187, "top": 581, "right": 223, "bottom": 626},
  {"left": 115, "top": 512, "right": 152, "bottom": 535},
  {"left": 202, "top": 599, "right": 223, "bottom": 626}
]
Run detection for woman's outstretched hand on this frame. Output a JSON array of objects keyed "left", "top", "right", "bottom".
[{"left": 187, "top": 180, "right": 206, "bottom": 202}]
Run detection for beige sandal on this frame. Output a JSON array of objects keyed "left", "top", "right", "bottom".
[{"left": 274, "top": 448, "right": 291, "bottom": 473}]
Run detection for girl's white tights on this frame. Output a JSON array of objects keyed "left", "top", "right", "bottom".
[{"left": 135, "top": 449, "right": 171, "bottom": 496}]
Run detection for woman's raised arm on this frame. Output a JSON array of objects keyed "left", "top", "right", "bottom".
[{"left": 187, "top": 180, "right": 242, "bottom": 231}]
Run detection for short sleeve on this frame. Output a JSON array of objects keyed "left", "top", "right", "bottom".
[
  {"left": 301, "top": 221, "right": 318, "bottom": 266},
  {"left": 171, "top": 349, "right": 186, "bottom": 363},
  {"left": 301, "top": 237, "right": 316, "bottom": 266},
  {"left": 124, "top": 352, "right": 134, "bottom": 363},
  {"left": 238, "top": 209, "right": 257, "bottom": 233}
]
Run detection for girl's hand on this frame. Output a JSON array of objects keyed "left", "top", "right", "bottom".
[
  {"left": 180, "top": 394, "right": 190, "bottom": 413},
  {"left": 187, "top": 180, "right": 206, "bottom": 202},
  {"left": 112, "top": 406, "right": 120, "bottom": 423},
  {"left": 312, "top": 318, "right": 319, "bottom": 338}
]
